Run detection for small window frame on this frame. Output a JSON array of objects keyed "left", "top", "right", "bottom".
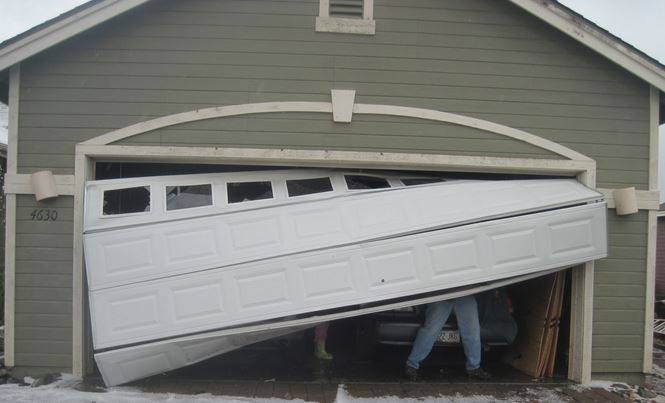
[
  {"left": 226, "top": 180, "right": 276, "bottom": 205},
  {"left": 165, "top": 183, "right": 215, "bottom": 212},
  {"left": 344, "top": 174, "right": 391, "bottom": 191},
  {"left": 316, "top": 0, "right": 375, "bottom": 35},
  {"left": 399, "top": 177, "right": 447, "bottom": 187},
  {"left": 100, "top": 185, "right": 152, "bottom": 218},
  {"left": 286, "top": 176, "right": 335, "bottom": 198}
]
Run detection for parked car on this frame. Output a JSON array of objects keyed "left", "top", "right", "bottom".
[{"left": 355, "top": 289, "right": 517, "bottom": 357}]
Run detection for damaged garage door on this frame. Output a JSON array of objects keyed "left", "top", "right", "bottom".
[{"left": 83, "top": 169, "right": 607, "bottom": 385}]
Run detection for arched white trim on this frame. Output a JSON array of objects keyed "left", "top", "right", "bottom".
[
  {"left": 354, "top": 104, "right": 591, "bottom": 161},
  {"left": 81, "top": 101, "right": 592, "bottom": 162}
]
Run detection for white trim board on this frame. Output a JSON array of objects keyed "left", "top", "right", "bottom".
[
  {"left": 81, "top": 97, "right": 591, "bottom": 162},
  {"left": 77, "top": 144, "right": 594, "bottom": 175},
  {"left": 4, "top": 173, "right": 75, "bottom": 196},
  {"left": 3, "top": 65, "right": 19, "bottom": 367},
  {"left": 507, "top": 0, "right": 665, "bottom": 92},
  {"left": 596, "top": 189, "right": 660, "bottom": 211},
  {"left": 0, "top": 0, "right": 151, "bottom": 72},
  {"left": 643, "top": 85, "right": 660, "bottom": 373}
]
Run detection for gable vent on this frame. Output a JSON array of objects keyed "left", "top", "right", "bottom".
[{"left": 330, "top": 0, "right": 364, "bottom": 18}]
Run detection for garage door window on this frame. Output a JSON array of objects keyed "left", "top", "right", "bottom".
[
  {"left": 103, "top": 186, "right": 151, "bottom": 215},
  {"left": 345, "top": 175, "right": 390, "bottom": 190},
  {"left": 401, "top": 178, "right": 446, "bottom": 186},
  {"left": 227, "top": 181, "right": 273, "bottom": 203},
  {"left": 166, "top": 184, "right": 213, "bottom": 211},
  {"left": 286, "top": 177, "right": 333, "bottom": 197}
]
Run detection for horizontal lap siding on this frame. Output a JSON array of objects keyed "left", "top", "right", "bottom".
[
  {"left": 150, "top": 114, "right": 557, "bottom": 158},
  {"left": 656, "top": 220, "right": 665, "bottom": 298},
  {"left": 18, "top": 0, "right": 649, "bottom": 184},
  {"left": 593, "top": 211, "right": 648, "bottom": 373},
  {"left": 13, "top": 195, "right": 73, "bottom": 371},
  {"left": 14, "top": 0, "right": 650, "bottom": 374}
]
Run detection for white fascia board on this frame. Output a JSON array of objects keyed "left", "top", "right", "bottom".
[
  {"left": 0, "top": 0, "right": 152, "bottom": 72},
  {"left": 508, "top": 0, "right": 665, "bottom": 92}
]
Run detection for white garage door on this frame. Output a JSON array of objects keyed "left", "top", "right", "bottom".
[{"left": 83, "top": 169, "right": 607, "bottom": 385}]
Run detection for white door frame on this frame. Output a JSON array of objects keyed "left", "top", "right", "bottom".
[{"left": 72, "top": 96, "right": 598, "bottom": 383}]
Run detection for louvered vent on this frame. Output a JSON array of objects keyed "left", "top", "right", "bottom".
[{"left": 330, "top": 0, "right": 364, "bottom": 18}]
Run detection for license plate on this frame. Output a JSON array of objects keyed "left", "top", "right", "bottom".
[{"left": 438, "top": 330, "right": 460, "bottom": 343}]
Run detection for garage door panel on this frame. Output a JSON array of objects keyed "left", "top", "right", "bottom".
[
  {"left": 90, "top": 203, "right": 606, "bottom": 350},
  {"left": 95, "top": 325, "right": 311, "bottom": 387},
  {"left": 84, "top": 175, "right": 602, "bottom": 291},
  {"left": 94, "top": 262, "right": 581, "bottom": 387}
]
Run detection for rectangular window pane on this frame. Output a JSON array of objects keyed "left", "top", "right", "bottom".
[
  {"left": 401, "top": 178, "right": 445, "bottom": 186},
  {"left": 166, "top": 184, "right": 213, "bottom": 211},
  {"left": 227, "top": 181, "right": 273, "bottom": 204},
  {"left": 345, "top": 175, "right": 390, "bottom": 190},
  {"left": 103, "top": 186, "right": 150, "bottom": 215},
  {"left": 287, "top": 177, "right": 333, "bottom": 197}
]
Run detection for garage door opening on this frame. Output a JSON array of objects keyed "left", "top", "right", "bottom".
[
  {"left": 83, "top": 162, "right": 604, "bottom": 386},
  {"left": 88, "top": 270, "right": 574, "bottom": 384}
]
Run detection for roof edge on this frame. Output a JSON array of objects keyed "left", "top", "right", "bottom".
[
  {"left": 508, "top": 0, "right": 665, "bottom": 92},
  {"left": 0, "top": 0, "right": 151, "bottom": 73}
]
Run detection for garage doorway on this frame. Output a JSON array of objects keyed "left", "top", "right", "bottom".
[{"left": 84, "top": 161, "right": 590, "bottom": 384}]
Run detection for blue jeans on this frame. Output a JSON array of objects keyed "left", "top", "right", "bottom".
[{"left": 406, "top": 295, "right": 481, "bottom": 371}]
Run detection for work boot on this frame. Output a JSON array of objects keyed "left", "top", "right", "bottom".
[
  {"left": 404, "top": 364, "right": 418, "bottom": 381},
  {"left": 466, "top": 367, "right": 492, "bottom": 380},
  {"left": 314, "top": 341, "right": 333, "bottom": 360}
]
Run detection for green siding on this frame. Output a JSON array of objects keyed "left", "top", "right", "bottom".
[
  {"left": 133, "top": 114, "right": 559, "bottom": 159},
  {"left": 592, "top": 211, "right": 648, "bottom": 373},
  {"left": 13, "top": 195, "right": 73, "bottom": 374},
  {"left": 12, "top": 0, "right": 652, "bottom": 375}
]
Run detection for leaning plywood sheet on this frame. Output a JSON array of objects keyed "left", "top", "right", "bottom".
[{"left": 89, "top": 203, "right": 606, "bottom": 350}]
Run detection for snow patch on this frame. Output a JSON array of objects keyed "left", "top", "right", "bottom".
[
  {"left": 0, "top": 374, "right": 313, "bottom": 403},
  {"left": 334, "top": 384, "right": 568, "bottom": 403},
  {"left": 573, "top": 380, "right": 630, "bottom": 391}
]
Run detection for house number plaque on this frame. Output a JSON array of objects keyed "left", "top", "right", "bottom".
[{"left": 30, "top": 209, "right": 58, "bottom": 221}]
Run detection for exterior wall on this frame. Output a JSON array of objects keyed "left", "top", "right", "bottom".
[
  {"left": 13, "top": 194, "right": 73, "bottom": 374},
  {"left": 594, "top": 211, "right": 648, "bottom": 372},
  {"left": 656, "top": 217, "right": 665, "bottom": 298},
  {"left": 12, "top": 0, "right": 651, "bottom": 374}
]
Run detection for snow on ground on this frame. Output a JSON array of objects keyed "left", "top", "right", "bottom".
[
  {"left": 0, "top": 374, "right": 312, "bottom": 403},
  {"left": 334, "top": 384, "right": 567, "bottom": 403},
  {"left": 0, "top": 375, "right": 592, "bottom": 403}
]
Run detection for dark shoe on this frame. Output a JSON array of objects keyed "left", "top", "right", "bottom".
[
  {"left": 466, "top": 367, "right": 492, "bottom": 380},
  {"left": 404, "top": 364, "right": 418, "bottom": 381}
]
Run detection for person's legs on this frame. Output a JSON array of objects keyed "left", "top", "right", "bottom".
[
  {"left": 314, "top": 323, "right": 333, "bottom": 360},
  {"left": 406, "top": 300, "right": 453, "bottom": 369},
  {"left": 453, "top": 295, "right": 481, "bottom": 371},
  {"left": 314, "top": 323, "right": 329, "bottom": 343}
]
